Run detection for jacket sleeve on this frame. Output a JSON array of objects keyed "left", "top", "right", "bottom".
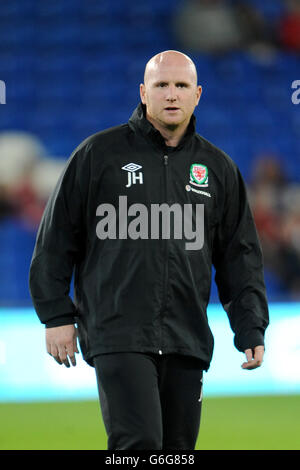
[
  {"left": 29, "top": 149, "right": 87, "bottom": 328},
  {"left": 212, "top": 160, "right": 269, "bottom": 352}
]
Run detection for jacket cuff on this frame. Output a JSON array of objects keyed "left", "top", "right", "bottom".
[
  {"left": 45, "top": 315, "right": 76, "bottom": 328},
  {"left": 234, "top": 327, "right": 265, "bottom": 352}
]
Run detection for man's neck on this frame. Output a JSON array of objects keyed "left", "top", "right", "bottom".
[{"left": 146, "top": 113, "right": 188, "bottom": 148}]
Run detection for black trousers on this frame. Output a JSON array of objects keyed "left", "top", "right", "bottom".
[{"left": 93, "top": 352, "right": 204, "bottom": 450}]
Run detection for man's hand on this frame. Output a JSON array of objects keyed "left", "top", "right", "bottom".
[
  {"left": 241, "top": 345, "right": 264, "bottom": 370},
  {"left": 46, "top": 324, "right": 79, "bottom": 367}
]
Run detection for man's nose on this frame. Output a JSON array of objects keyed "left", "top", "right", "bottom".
[{"left": 166, "top": 85, "right": 177, "bottom": 101}]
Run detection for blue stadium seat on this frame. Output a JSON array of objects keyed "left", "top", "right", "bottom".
[
  {"left": 263, "top": 269, "right": 287, "bottom": 301},
  {"left": 36, "top": 1, "right": 82, "bottom": 19},
  {"left": 34, "top": 24, "right": 81, "bottom": 48},
  {"left": 0, "top": 1, "right": 36, "bottom": 19},
  {"left": 0, "top": 22, "right": 35, "bottom": 48}
]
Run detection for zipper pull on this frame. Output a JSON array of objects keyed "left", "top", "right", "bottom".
[{"left": 164, "top": 155, "right": 168, "bottom": 166}]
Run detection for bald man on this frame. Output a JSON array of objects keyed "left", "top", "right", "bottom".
[
  {"left": 140, "top": 51, "right": 202, "bottom": 147},
  {"left": 30, "top": 50, "right": 269, "bottom": 450}
]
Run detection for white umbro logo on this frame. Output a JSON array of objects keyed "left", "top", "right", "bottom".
[
  {"left": 122, "top": 163, "right": 143, "bottom": 188},
  {"left": 122, "top": 163, "right": 142, "bottom": 172}
]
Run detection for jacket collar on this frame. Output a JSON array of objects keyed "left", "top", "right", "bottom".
[{"left": 128, "top": 103, "right": 196, "bottom": 150}]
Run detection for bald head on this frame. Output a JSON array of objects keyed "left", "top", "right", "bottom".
[
  {"left": 140, "top": 50, "right": 202, "bottom": 143},
  {"left": 143, "top": 50, "right": 198, "bottom": 86}
]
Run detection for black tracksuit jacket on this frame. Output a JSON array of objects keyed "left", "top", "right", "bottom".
[{"left": 29, "top": 103, "right": 269, "bottom": 370}]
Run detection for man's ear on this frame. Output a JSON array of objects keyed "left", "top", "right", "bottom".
[
  {"left": 140, "top": 83, "right": 146, "bottom": 104},
  {"left": 195, "top": 85, "right": 202, "bottom": 106}
]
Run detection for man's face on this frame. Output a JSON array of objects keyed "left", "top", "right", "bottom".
[{"left": 140, "top": 56, "right": 202, "bottom": 131}]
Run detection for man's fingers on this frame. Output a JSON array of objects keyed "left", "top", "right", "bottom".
[
  {"left": 245, "top": 349, "right": 253, "bottom": 363},
  {"left": 66, "top": 343, "right": 77, "bottom": 367},
  {"left": 48, "top": 344, "right": 62, "bottom": 365},
  {"left": 58, "top": 340, "right": 79, "bottom": 367},
  {"left": 241, "top": 350, "right": 253, "bottom": 369},
  {"left": 47, "top": 341, "right": 77, "bottom": 367},
  {"left": 53, "top": 356, "right": 63, "bottom": 365},
  {"left": 242, "top": 346, "right": 264, "bottom": 370},
  {"left": 58, "top": 344, "right": 71, "bottom": 368},
  {"left": 73, "top": 331, "right": 79, "bottom": 355},
  {"left": 45, "top": 325, "right": 78, "bottom": 367},
  {"left": 254, "top": 345, "right": 264, "bottom": 364},
  {"left": 69, "top": 329, "right": 79, "bottom": 365}
]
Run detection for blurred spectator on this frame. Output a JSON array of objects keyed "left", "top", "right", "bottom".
[
  {"left": 278, "top": 187, "right": 300, "bottom": 297},
  {"left": 249, "top": 154, "right": 300, "bottom": 299},
  {"left": 173, "top": 0, "right": 271, "bottom": 55},
  {"left": 278, "top": 0, "right": 300, "bottom": 52},
  {"left": 0, "top": 132, "right": 47, "bottom": 228},
  {"left": 29, "top": 157, "right": 66, "bottom": 206},
  {"left": 0, "top": 184, "right": 15, "bottom": 219}
]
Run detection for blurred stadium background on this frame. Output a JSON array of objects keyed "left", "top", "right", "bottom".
[{"left": 0, "top": 0, "right": 299, "bottom": 450}]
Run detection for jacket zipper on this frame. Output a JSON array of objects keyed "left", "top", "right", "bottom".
[{"left": 159, "top": 154, "right": 169, "bottom": 355}]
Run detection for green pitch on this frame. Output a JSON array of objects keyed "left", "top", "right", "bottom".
[{"left": 0, "top": 395, "right": 299, "bottom": 450}]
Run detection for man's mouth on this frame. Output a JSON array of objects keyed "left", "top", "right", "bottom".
[{"left": 165, "top": 107, "right": 179, "bottom": 111}]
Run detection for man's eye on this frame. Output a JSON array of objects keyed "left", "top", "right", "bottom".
[
  {"left": 158, "top": 83, "right": 167, "bottom": 87},
  {"left": 177, "top": 83, "right": 187, "bottom": 88}
]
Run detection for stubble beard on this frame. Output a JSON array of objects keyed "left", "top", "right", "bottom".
[
  {"left": 164, "top": 122, "right": 180, "bottom": 131},
  {"left": 146, "top": 109, "right": 186, "bottom": 135}
]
